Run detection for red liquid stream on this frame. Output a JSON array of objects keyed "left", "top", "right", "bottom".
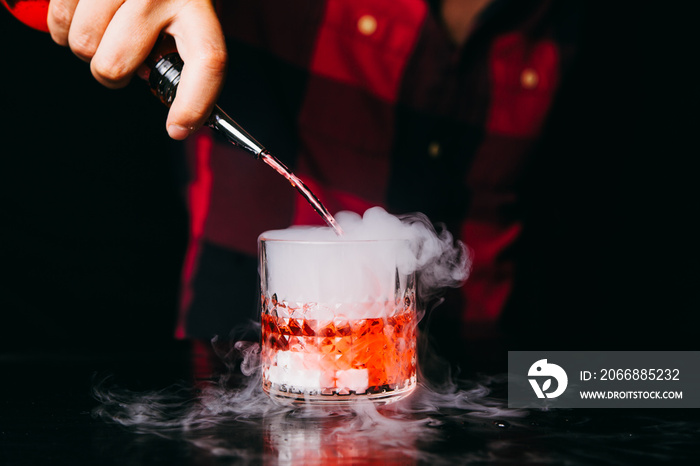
[
  {"left": 261, "top": 152, "right": 344, "bottom": 236},
  {"left": 2, "top": 0, "right": 50, "bottom": 32}
]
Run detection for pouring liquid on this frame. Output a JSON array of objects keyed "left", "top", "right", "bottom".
[{"left": 260, "top": 152, "right": 344, "bottom": 235}]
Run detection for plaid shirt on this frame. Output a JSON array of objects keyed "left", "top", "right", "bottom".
[{"left": 176, "top": 0, "right": 582, "bottom": 340}]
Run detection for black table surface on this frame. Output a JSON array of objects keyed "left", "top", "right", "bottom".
[{"left": 2, "top": 341, "right": 699, "bottom": 466}]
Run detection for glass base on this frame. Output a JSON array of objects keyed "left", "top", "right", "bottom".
[{"left": 263, "top": 380, "right": 416, "bottom": 406}]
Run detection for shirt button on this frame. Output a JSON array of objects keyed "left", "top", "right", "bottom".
[
  {"left": 357, "top": 15, "right": 378, "bottom": 36},
  {"left": 520, "top": 68, "right": 539, "bottom": 89},
  {"left": 428, "top": 141, "right": 441, "bottom": 158}
]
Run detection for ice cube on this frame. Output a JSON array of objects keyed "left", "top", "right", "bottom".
[
  {"left": 270, "top": 350, "right": 322, "bottom": 390},
  {"left": 336, "top": 369, "right": 369, "bottom": 394}
]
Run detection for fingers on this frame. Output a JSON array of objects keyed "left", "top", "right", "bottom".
[
  {"left": 89, "top": 0, "right": 167, "bottom": 89},
  {"left": 45, "top": 0, "right": 228, "bottom": 140},
  {"left": 164, "top": 1, "right": 227, "bottom": 139},
  {"left": 68, "top": 0, "right": 126, "bottom": 62},
  {"left": 46, "top": 0, "right": 80, "bottom": 46}
]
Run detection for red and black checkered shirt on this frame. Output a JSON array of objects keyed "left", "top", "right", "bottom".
[{"left": 176, "top": 0, "right": 582, "bottom": 340}]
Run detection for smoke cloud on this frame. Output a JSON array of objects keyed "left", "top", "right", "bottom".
[
  {"left": 92, "top": 337, "right": 526, "bottom": 463},
  {"left": 260, "top": 206, "right": 470, "bottom": 311}
]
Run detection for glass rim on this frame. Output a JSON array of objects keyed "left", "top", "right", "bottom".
[{"left": 257, "top": 236, "right": 411, "bottom": 245}]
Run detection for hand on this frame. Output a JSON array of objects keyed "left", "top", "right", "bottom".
[{"left": 47, "top": 0, "right": 227, "bottom": 140}]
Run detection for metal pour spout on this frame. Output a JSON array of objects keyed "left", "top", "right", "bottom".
[{"left": 146, "top": 52, "right": 266, "bottom": 158}]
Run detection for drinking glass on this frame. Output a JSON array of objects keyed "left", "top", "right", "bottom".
[{"left": 259, "top": 234, "right": 417, "bottom": 404}]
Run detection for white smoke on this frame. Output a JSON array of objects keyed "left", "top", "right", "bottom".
[
  {"left": 260, "top": 206, "right": 471, "bottom": 311},
  {"left": 92, "top": 355, "right": 699, "bottom": 465},
  {"left": 92, "top": 338, "right": 527, "bottom": 463}
]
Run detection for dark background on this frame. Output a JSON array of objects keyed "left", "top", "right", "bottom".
[
  {"left": 0, "top": 5, "right": 697, "bottom": 356},
  {"left": 499, "top": 7, "right": 700, "bottom": 351}
]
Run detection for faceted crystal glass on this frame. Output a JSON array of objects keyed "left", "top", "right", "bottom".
[{"left": 259, "top": 235, "right": 417, "bottom": 404}]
